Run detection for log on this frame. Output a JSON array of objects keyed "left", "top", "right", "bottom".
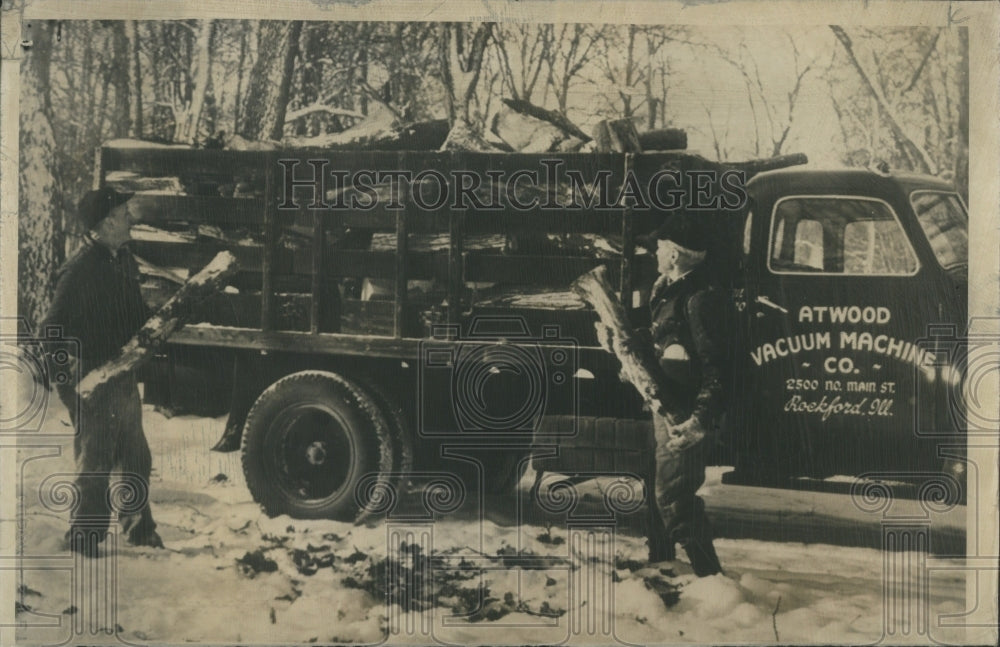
[
  {"left": 571, "top": 265, "right": 704, "bottom": 452},
  {"left": 284, "top": 117, "right": 452, "bottom": 151},
  {"left": 591, "top": 119, "right": 643, "bottom": 153},
  {"left": 499, "top": 98, "right": 592, "bottom": 143},
  {"left": 729, "top": 153, "right": 808, "bottom": 177},
  {"left": 440, "top": 120, "right": 512, "bottom": 152},
  {"left": 491, "top": 107, "right": 584, "bottom": 153},
  {"left": 76, "top": 251, "right": 240, "bottom": 403},
  {"left": 637, "top": 128, "right": 687, "bottom": 151}
]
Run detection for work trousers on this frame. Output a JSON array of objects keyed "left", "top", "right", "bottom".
[
  {"left": 57, "top": 374, "right": 157, "bottom": 545},
  {"left": 646, "top": 411, "right": 722, "bottom": 576}
]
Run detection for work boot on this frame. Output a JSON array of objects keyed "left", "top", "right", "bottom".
[
  {"left": 210, "top": 418, "right": 243, "bottom": 452},
  {"left": 682, "top": 538, "right": 723, "bottom": 577},
  {"left": 667, "top": 498, "right": 723, "bottom": 577},
  {"left": 128, "top": 530, "right": 164, "bottom": 549}
]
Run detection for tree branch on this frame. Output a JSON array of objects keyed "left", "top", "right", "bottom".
[
  {"left": 829, "top": 26, "right": 937, "bottom": 173},
  {"left": 903, "top": 30, "right": 941, "bottom": 94}
]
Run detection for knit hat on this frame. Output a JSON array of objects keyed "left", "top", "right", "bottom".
[
  {"left": 654, "top": 214, "right": 708, "bottom": 252},
  {"left": 78, "top": 187, "right": 134, "bottom": 231}
]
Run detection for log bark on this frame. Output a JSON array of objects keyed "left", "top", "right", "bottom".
[
  {"left": 18, "top": 21, "right": 60, "bottom": 330},
  {"left": 238, "top": 21, "right": 302, "bottom": 142},
  {"left": 500, "top": 98, "right": 592, "bottom": 142},
  {"left": 729, "top": 152, "right": 808, "bottom": 177},
  {"left": 125, "top": 21, "right": 144, "bottom": 137},
  {"left": 440, "top": 120, "right": 510, "bottom": 152},
  {"left": 637, "top": 128, "right": 687, "bottom": 151},
  {"left": 592, "top": 119, "right": 643, "bottom": 153},
  {"left": 571, "top": 266, "right": 704, "bottom": 451},
  {"left": 76, "top": 252, "right": 239, "bottom": 403},
  {"left": 283, "top": 118, "right": 452, "bottom": 151}
]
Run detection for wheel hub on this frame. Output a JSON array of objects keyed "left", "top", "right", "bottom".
[{"left": 305, "top": 441, "right": 328, "bottom": 466}]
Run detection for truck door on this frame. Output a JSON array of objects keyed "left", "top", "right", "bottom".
[{"left": 742, "top": 193, "right": 939, "bottom": 477}]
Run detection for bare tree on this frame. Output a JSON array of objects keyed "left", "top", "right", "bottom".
[
  {"left": 591, "top": 25, "right": 678, "bottom": 125},
  {"left": 830, "top": 26, "right": 936, "bottom": 173},
  {"left": 439, "top": 22, "right": 494, "bottom": 126},
  {"left": 493, "top": 24, "right": 552, "bottom": 103},
  {"left": 544, "top": 24, "right": 603, "bottom": 114},
  {"left": 712, "top": 32, "right": 816, "bottom": 157}
]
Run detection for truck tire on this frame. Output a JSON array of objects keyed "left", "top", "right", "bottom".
[
  {"left": 355, "top": 377, "right": 414, "bottom": 493},
  {"left": 241, "top": 371, "right": 394, "bottom": 520}
]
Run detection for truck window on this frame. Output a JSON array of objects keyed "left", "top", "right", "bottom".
[
  {"left": 909, "top": 191, "right": 968, "bottom": 269},
  {"left": 768, "top": 197, "right": 918, "bottom": 276}
]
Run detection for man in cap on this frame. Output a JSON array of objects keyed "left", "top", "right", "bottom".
[
  {"left": 40, "top": 187, "right": 163, "bottom": 555},
  {"left": 644, "top": 214, "right": 729, "bottom": 576}
]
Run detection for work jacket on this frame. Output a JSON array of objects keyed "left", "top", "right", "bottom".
[
  {"left": 40, "top": 238, "right": 150, "bottom": 377},
  {"left": 648, "top": 263, "right": 731, "bottom": 428}
]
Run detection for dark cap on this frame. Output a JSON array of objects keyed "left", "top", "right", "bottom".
[
  {"left": 654, "top": 214, "right": 708, "bottom": 252},
  {"left": 78, "top": 187, "right": 134, "bottom": 231}
]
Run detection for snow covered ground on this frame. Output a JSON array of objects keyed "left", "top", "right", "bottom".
[{"left": 11, "top": 382, "right": 977, "bottom": 645}]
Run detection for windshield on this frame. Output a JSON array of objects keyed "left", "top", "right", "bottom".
[{"left": 910, "top": 191, "right": 968, "bottom": 269}]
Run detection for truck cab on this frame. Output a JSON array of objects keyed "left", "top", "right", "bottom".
[{"left": 730, "top": 167, "right": 968, "bottom": 481}]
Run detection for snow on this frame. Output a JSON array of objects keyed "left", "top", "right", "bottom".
[{"left": 11, "top": 371, "right": 977, "bottom": 645}]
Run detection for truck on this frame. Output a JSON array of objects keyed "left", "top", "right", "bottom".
[{"left": 97, "top": 143, "right": 969, "bottom": 519}]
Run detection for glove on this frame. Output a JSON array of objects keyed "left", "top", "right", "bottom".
[{"left": 658, "top": 416, "right": 706, "bottom": 454}]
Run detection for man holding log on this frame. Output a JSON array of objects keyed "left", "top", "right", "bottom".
[
  {"left": 40, "top": 187, "right": 164, "bottom": 555},
  {"left": 643, "top": 214, "right": 729, "bottom": 576}
]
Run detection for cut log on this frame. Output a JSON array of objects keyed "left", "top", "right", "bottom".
[
  {"left": 76, "top": 251, "right": 240, "bottom": 403},
  {"left": 491, "top": 107, "right": 584, "bottom": 153},
  {"left": 637, "top": 128, "right": 687, "bottom": 151},
  {"left": 284, "top": 115, "right": 451, "bottom": 151},
  {"left": 440, "top": 120, "right": 511, "bottom": 152},
  {"left": 499, "top": 98, "right": 592, "bottom": 143},
  {"left": 592, "top": 119, "right": 643, "bottom": 153},
  {"left": 571, "top": 266, "right": 704, "bottom": 452},
  {"left": 729, "top": 153, "right": 808, "bottom": 177}
]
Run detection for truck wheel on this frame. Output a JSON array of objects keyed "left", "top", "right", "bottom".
[{"left": 241, "top": 371, "right": 394, "bottom": 520}]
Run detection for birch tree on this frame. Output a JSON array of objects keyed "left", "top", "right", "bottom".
[
  {"left": 18, "top": 21, "right": 61, "bottom": 328},
  {"left": 174, "top": 20, "right": 215, "bottom": 143}
]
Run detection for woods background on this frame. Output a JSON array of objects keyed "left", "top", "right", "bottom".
[{"left": 18, "top": 20, "right": 968, "bottom": 328}]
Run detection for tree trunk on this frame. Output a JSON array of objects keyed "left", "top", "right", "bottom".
[
  {"left": 18, "top": 21, "right": 61, "bottom": 330},
  {"left": 232, "top": 20, "right": 249, "bottom": 133},
  {"left": 955, "top": 27, "right": 969, "bottom": 201},
  {"left": 110, "top": 22, "right": 132, "bottom": 137},
  {"left": 176, "top": 20, "right": 215, "bottom": 143},
  {"left": 238, "top": 21, "right": 302, "bottom": 141},
  {"left": 126, "top": 21, "right": 144, "bottom": 137},
  {"left": 439, "top": 23, "right": 494, "bottom": 127},
  {"left": 76, "top": 252, "right": 239, "bottom": 403}
]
